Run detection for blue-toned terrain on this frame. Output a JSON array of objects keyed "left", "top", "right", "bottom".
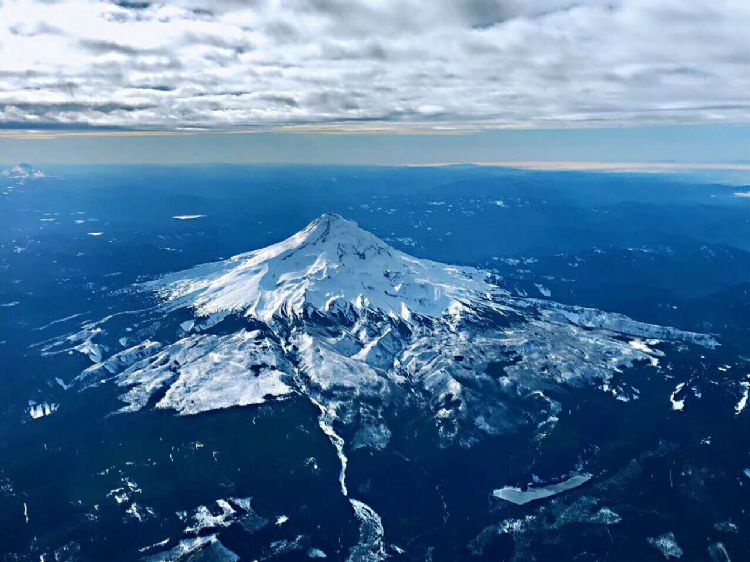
[{"left": 1, "top": 165, "right": 749, "bottom": 561}]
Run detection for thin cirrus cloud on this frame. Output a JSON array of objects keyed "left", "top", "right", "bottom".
[{"left": 0, "top": 0, "right": 749, "bottom": 132}]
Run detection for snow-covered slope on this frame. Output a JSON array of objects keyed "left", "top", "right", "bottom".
[{"left": 151, "top": 213, "right": 491, "bottom": 321}]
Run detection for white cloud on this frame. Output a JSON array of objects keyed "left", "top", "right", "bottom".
[{"left": 0, "top": 0, "right": 749, "bottom": 130}]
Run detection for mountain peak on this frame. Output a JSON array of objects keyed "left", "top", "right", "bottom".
[
  {"left": 153, "top": 214, "right": 488, "bottom": 321},
  {"left": 297, "top": 213, "right": 383, "bottom": 249},
  {"left": 311, "top": 212, "right": 347, "bottom": 226}
]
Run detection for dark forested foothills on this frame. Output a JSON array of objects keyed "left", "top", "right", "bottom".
[{"left": 1, "top": 165, "right": 749, "bottom": 561}]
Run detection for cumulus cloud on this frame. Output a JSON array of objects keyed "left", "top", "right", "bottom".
[{"left": 0, "top": 0, "right": 748, "bottom": 131}]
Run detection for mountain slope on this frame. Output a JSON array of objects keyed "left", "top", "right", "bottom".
[{"left": 45, "top": 214, "right": 719, "bottom": 561}]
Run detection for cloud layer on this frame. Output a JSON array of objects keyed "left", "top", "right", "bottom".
[{"left": 1, "top": 0, "right": 749, "bottom": 131}]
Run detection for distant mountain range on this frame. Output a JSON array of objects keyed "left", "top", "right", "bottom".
[{"left": 1, "top": 163, "right": 46, "bottom": 180}]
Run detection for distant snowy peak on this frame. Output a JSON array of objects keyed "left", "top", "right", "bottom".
[
  {"left": 151, "top": 213, "right": 493, "bottom": 322},
  {"left": 2, "top": 163, "right": 46, "bottom": 180}
]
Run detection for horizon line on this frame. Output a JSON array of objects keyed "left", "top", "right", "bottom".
[
  {"left": 3, "top": 121, "right": 750, "bottom": 141},
  {"left": 5, "top": 161, "right": 750, "bottom": 172}
]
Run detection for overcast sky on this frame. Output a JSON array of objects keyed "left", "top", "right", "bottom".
[{"left": 1, "top": 1, "right": 749, "bottom": 162}]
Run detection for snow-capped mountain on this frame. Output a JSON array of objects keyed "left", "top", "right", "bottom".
[
  {"left": 60, "top": 213, "right": 716, "bottom": 439},
  {"left": 1, "top": 163, "right": 46, "bottom": 180},
  {"left": 46, "top": 214, "right": 718, "bottom": 560}
]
